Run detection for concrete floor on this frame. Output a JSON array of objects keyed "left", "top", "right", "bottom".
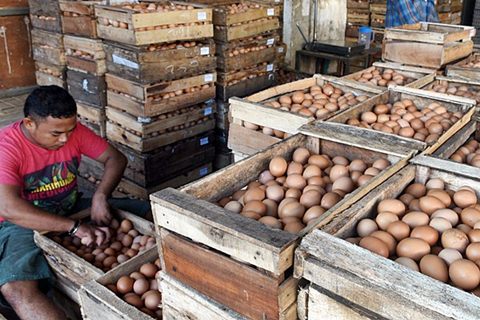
[{"left": 0, "top": 94, "right": 27, "bottom": 129}]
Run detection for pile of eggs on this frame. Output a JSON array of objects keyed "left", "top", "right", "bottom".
[
  {"left": 461, "top": 55, "right": 480, "bottom": 68},
  {"left": 241, "top": 121, "right": 289, "bottom": 139},
  {"left": 450, "top": 139, "right": 480, "bottom": 167},
  {"left": 123, "top": 3, "right": 194, "bottom": 13},
  {"left": 426, "top": 82, "right": 480, "bottom": 104},
  {"left": 107, "top": 259, "right": 162, "bottom": 318},
  {"left": 345, "top": 99, "right": 461, "bottom": 143},
  {"left": 38, "top": 65, "right": 62, "bottom": 77},
  {"left": 225, "top": 2, "right": 261, "bottom": 14},
  {"left": 147, "top": 41, "right": 203, "bottom": 52},
  {"left": 217, "top": 147, "right": 391, "bottom": 234},
  {"left": 52, "top": 219, "right": 155, "bottom": 272},
  {"left": 66, "top": 49, "right": 93, "bottom": 60},
  {"left": 263, "top": 84, "right": 369, "bottom": 120},
  {"left": 352, "top": 66, "right": 416, "bottom": 87},
  {"left": 351, "top": 178, "right": 480, "bottom": 291}
]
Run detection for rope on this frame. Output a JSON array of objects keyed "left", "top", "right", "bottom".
[
  {"left": 24, "top": 16, "right": 32, "bottom": 58},
  {"left": 0, "top": 26, "right": 12, "bottom": 74}
]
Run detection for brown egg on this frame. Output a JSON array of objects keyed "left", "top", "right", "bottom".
[
  {"left": 399, "top": 193, "right": 415, "bottom": 206},
  {"left": 460, "top": 207, "right": 480, "bottom": 227},
  {"left": 332, "top": 177, "right": 354, "bottom": 193},
  {"left": 357, "top": 175, "right": 373, "bottom": 186},
  {"left": 285, "top": 174, "right": 307, "bottom": 190},
  {"left": 466, "top": 242, "right": 480, "bottom": 261},
  {"left": 402, "top": 211, "right": 430, "bottom": 228},
  {"left": 370, "top": 230, "right": 397, "bottom": 256},
  {"left": 419, "top": 254, "right": 448, "bottom": 282},
  {"left": 427, "top": 189, "right": 451, "bottom": 207},
  {"left": 269, "top": 157, "right": 288, "bottom": 177},
  {"left": 377, "top": 199, "right": 406, "bottom": 216},
  {"left": 133, "top": 278, "right": 150, "bottom": 295},
  {"left": 449, "top": 259, "right": 480, "bottom": 290},
  {"left": 279, "top": 201, "right": 305, "bottom": 219},
  {"left": 376, "top": 212, "right": 399, "bottom": 230},
  {"left": 453, "top": 189, "right": 477, "bottom": 208},
  {"left": 241, "top": 211, "right": 261, "bottom": 220},
  {"left": 117, "top": 276, "right": 134, "bottom": 294},
  {"left": 431, "top": 209, "right": 459, "bottom": 226},
  {"left": 299, "top": 190, "right": 322, "bottom": 208},
  {"left": 329, "top": 165, "right": 349, "bottom": 181},
  {"left": 359, "top": 236, "right": 389, "bottom": 258},
  {"left": 122, "top": 234, "right": 133, "bottom": 247},
  {"left": 357, "top": 218, "right": 379, "bottom": 237},
  {"left": 438, "top": 248, "right": 463, "bottom": 266},
  {"left": 396, "top": 237, "right": 431, "bottom": 261},
  {"left": 287, "top": 162, "right": 304, "bottom": 175},
  {"left": 349, "top": 159, "right": 367, "bottom": 172},
  {"left": 372, "top": 158, "right": 390, "bottom": 171},
  {"left": 243, "top": 187, "right": 265, "bottom": 202},
  {"left": 426, "top": 178, "right": 444, "bottom": 190},
  {"left": 303, "top": 165, "right": 322, "bottom": 179},
  {"left": 419, "top": 196, "right": 446, "bottom": 215},
  {"left": 457, "top": 223, "right": 472, "bottom": 234},
  {"left": 468, "top": 229, "right": 480, "bottom": 242},
  {"left": 429, "top": 217, "right": 453, "bottom": 233},
  {"left": 387, "top": 221, "right": 410, "bottom": 241},
  {"left": 224, "top": 201, "right": 242, "bottom": 213},
  {"left": 441, "top": 228, "right": 469, "bottom": 253},
  {"left": 395, "top": 257, "right": 419, "bottom": 271},
  {"left": 409, "top": 199, "right": 421, "bottom": 211},
  {"left": 284, "top": 221, "right": 305, "bottom": 234},
  {"left": 243, "top": 201, "right": 267, "bottom": 216},
  {"left": 120, "top": 219, "right": 133, "bottom": 233},
  {"left": 144, "top": 290, "right": 162, "bottom": 310},
  {"left": 303, "top": 206, "right": 325, "bottom": 224},
  {"left": 321, "top": 192, "right": 342, "bottom": 209},
  {"left": 103, "top": 256, "right": 117, "bottom": 269},
  {"left": 411, "top": 226, "right": 439, "bottom": 246},
  {"left": 140, "top": 263, "right": 158, "bottom": 278},
  {"left": 293, "top": 148, "right": 311, "bottom": 164},
  {"left": 258, "top": 216, "right": 282, "bottom": 229},
  {"left": 124, "top": 293, "right": 144, "bottom": 308}
]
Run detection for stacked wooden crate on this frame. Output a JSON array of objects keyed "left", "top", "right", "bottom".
[
  {"left": 83, "top": 1, "right": 216, "bottom": 200},
  {"left": 436, "top": 0, "right": 464, "bottom": 25},
  {"left": 369, "top": 0, "right": 385, "bottom": 28},
  {"left": 29, "top": 0, "right": 67, "bottom": 88},
  {"left": 345, "top": 0, "right": 370, "bottom": 42},
  {"left": 60, "top": 0, "right": 108, "bottom": 138},
  {"left": 474, "top": 0, "right": 480, "bottom": 44}
]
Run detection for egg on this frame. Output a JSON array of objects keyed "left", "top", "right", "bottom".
[
  {"left": 441, "top": 228, "right": 469, "bottom": 253},
  {"left": 284, "top": 221, "right": 305, "bottom": 234},
  {"left": 419, "top": 255, "right": 448, "bottom": 282},
  {"left": 357, "top": 219, "right": 378, "bottom": 237},
  {"left": 332, "top": 177, "right": 354, "bottom": 193},
  {"left": 438, "top": 248, "right": 463, "bottom": 266},
  {"left": 140, "top": 263, "right": 158, "bottom": 278},
  {"left": 299, "top": 190, "right": 322, "bottom": 208},
  {"left": 133, "top": 278, "right": 149, "bottom": 295},
  {"left": 370, "top": 230, "right": 397, "bottom": 256},
  {"left": 395, "top": 257, "right": 419, "bottom": 271},
  {"left": 377, "top": 199, "right": 406, "bottom": 216},
  {"left": 449, "top": 259, "right": 480, "bottom": 290},
  {"left": 117, "top": 276, "right": 134, "bottom": 294},
  {"left": 224, "top": 201, "right": 242, "bottom": 213},
  {"left": 386, "top": 221, "right": 411, "bottom": 241},
  {"left": 124, "top": 293, "right": 144, "bottom": 308},
  {"left": 460, "top": 207, "right": 480, "bottom": 227},
  {"left": 402, "top": 211, "right": 430, "bottom": 228},
  {"left": 143, "top": 290, "right": 162, "bottom": 310},
  {"left": 466, "top": 242, "right": 480, "bottom": 261},
  {"left": 265, "top": 185, "right": 284, "bottom": 202},
  {"left": 321, "top": 192, "right": 341, "bottom": 209},
  {"left": 269, "top": 157, "right": 288, "bottom": 177},
  {"left": 410, "top": 226, "right": 439, "bottom": 246},
  {"left": 285, "top": 174, "right": 307, "bottom": 190},
  {"left": 120, "top": 219, "right": 133, "bottom": 233},
  {"left": 359, "top": 236, "right": 389, "bottom": 258},
  {"left": 429, "top": 217, "right": 453, "bottom": 233},
  {"left": 426, "top": 178, "right": 444, "bottom": 190},
  {"left": 396, "top": 237, "right": 430, "bottom": 261},
  {"left": 454, "top": 189, "right": 477, "bottom": 208},
  {"left": 279, "top": 201, "right": 305, "bottom": 218},
  {"left": 329, "top": 165, "right": 349, "bottom": 181},
  {"left": 419, "top": 196, "right": 446, "bottom": 215},
  {"left": 375, "top": 212, "right": 399, "bottom": 230},
  {"left": 293, "top": 148, "right": 311, "bottom": 164},
  {"left": 243, "top": 187, "right": 265, "bottom": 202},
  {"left": 243, "top": 201, "right": 267, "bottom": 216},
  {"left": 258, "top": 216, "right": 282, "bottom": 229},
  {"left": 431, "top": 209, "right": 459, "bottom": 226},
  {"left": 427, "top": 189, "right": 451, "bottom": 207},
  {"left": 303, "top": 206, "right": 325, "bottom": 224}
]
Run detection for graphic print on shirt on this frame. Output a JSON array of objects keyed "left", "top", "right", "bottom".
[{"left": 23, "top": 157, "right": 79, "bottom": 215}]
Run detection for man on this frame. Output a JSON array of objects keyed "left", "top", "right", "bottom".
[
  {"left": 386, "top": 0, "right": 439, "bottom": 28},
  {"left": 0, "top": 86, "right": 137, "bottom": 319}
]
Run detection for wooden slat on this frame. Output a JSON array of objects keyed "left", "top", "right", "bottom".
[
  {"left": 215, "top": 18, "right": 280, "bottom": 42},
  {"left": 227, "top": 123, "right": 281, "bottom": 156},
  {"left": 132, "top": 9, "right": 212, "bottom": 28}
]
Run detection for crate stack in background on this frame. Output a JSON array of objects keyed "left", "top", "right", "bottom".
[
  {"left": 345, "top": 0, "right": 370, "bottom": 42},
  {"left": 212, "top": 1, "right": 283, "bottom": 168},
  {"left": 436, "top": 0, "right": 464, "bottom": 24},
  {"left": 28, "top": 0, "right": 67, "bottom": 88},
  {"left": 474, "top": 0, "right": 480, "bottom": 45},
  {"left": 369, "top": 0, "right": 385, "bottom": 43},
  {"left": 77, "top": 1, "right": 217, "bottom": 200},
  {"left": 60, "top": 0, "right": 108, "bottom": 138}
]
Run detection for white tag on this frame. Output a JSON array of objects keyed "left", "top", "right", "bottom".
[
  {"left": 277, "top": 47, "right": 284, "bottom": 53},
  {"left": 200, "top": 47, "right": 210, "bottom": 55},
  {"left": 204, "top": 73, "right": 213, "bottom": 82},
  {"left": 197, "top": 11, "right": 207, "bottom": 20},
  {"left": 203, "top": 107, "right": 213, "bottom": 116},
  {"left": 266, "top": 64, "right": 274, "bottom": 72},
  {"left": 199, "top": 167, "right": 209, "bottom": 176},
  {"left": 267, "top": 8, "right": 275, "bottom": 16},
  {"left": 137, "top": 116, "right": 152, "bottom": 124},
  {"left": 266, "top": 38, "right": 275, "bottom": 45},
  {"left": 275, "top": 0, "right": 280, "bottom": 2},
  {"left": 200, "top": 137, "right": 209, "bottom": 145},
  {"left": 112, "top": 54, "right": 139, "bottom": 70}
]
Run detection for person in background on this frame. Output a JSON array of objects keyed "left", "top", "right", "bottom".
[
  {"left": 386, "top": 0, "right": 439, "bottom": 28},
  {"left": 0, "top": 86, "right": 149, "bottom": 319}
]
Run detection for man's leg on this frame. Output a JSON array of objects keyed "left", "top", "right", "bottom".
[{"left": 1, "top": 280, "right": 64, "bottom": 320}]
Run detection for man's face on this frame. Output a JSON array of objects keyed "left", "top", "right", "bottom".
[{"left": 24, "top": 115, "right": 77, "bottom": 150}]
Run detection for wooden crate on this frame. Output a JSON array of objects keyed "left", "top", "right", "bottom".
[
  {"left": 347, "top": 8, "right": 369, "bottom": 25},
  {"left": 28, "top": 0, "right": 62, "bottom": 32},
  {"left": 420, "top": 75, "right": 480, "bottom": 105},
  {"left": 216, "top": 71, "right": 276, "bottom": 101},
  {"left": 228, "top": 75, "right": 381, "bottom": 156},
  {"left": 347, "top": 0, "right": 370, "bottom": 10},
  {"left": 161, "top": 272, "right": 245, "bottom": 320},
  {"left": 115, "top": 132, "right": 215, "bottom": 188},
  {"left": 213, "top": 2, "right": 281, "bottom": 42},
  {"left": 295, "top": 162, "right": 480, "bottom": 319},
  {"left": 78, "top": 247, "right": 160, "bottom": 320},
  {"left": 60, "top": 0, "right": 106, "bottom": 38},
  {"left": 446, "top": 52, "right": 480, "bottom": 81},
  {"left": 106, "top": 100, "right": 215, "bottom": 152},
  {"left": 151, "top": 126, "right": 414, "bottom": 320},
  {"left": 382, "top": 22, "right": 475, "bottom": 69},
  {"left": 95, "top": 2, "right": 213, "bottom": 46},
  {"left": 217, "top": 62, "right": 277, "bottom": 86},
  {"left": 31, "top": 29, "right": 66, "bottom": 66},
  {"left": 342, "top": 62, "right": 436, "bottom": 91},
  {"left": 64, "top": 35, "right": 106, "bottom": 76},
  {"left": 35, "top": 62, "right": 67, "bottom": 88},
  {"left": 77, "top": 102, "right": 106, "bottom": 138},
  {"left": 329, "top": 86, "right": 476, "bottom": 154},
  {"left": 103, "top": 39, "right": 216, "bottom": 83},
  {"left": 216, "top": 33, "right": 281, "bottom": 72},
  {"left": 67, "top": 69, "right": 106, "bottom": 107},
  {"left": 33, "top": 208, "right": 155, "bottom": 303},
  {"left": 106, "top": 72, "right": 216, "bottom": 118}
]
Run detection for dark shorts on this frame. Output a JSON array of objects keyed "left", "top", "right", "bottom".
[{"left": 0, "top": 197, "right": 151, "bottom": 308}]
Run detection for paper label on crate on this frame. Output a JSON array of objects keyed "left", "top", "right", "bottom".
[
  {"left": 197, "top": 11, "right": 207, "bottom": 20},
  {"left": 137, "top": 116, "right": 152, "bottom": 124},
  {"left": 112, "top": 54, "right": 139, "bottom": 70},
  {"left": 266, "top": 64, "right": 274, "bottom": 72},
  {"left": 200, "top": 137, "right": 209, "bottom": 145},
  {"left": 204, "top": 73, "right": 214, "bottom": 82},
  {"left": 200, "top": 47, "right": 210, "bottom": 55},
  {"left": 266, "top": 38, "right": 275, "bottom": 45},
  {"left": 267, "top": 8, "right": 275, "bottom": 16},
  {"left": 277, "top": 47, "right": 284, "bottom": 53},
  {"left": 199, "top": 167, "right": 209, "bottom": 176},
  {"left": 203, "top": 107, "right": 213, "bottom": 116}
]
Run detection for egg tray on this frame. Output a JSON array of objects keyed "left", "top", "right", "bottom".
[
  {"left": 420, "top": 75, "right": 480, "bottom": 105},
  {"left": 63, "top": 35, "right": 106, "bottom": 76},
  {"left": 151, "top": 125, "right": 414, "bottom": 319},
  {"left": 341, "top": 61, "right": 436, "bottom": 92},
  {"left": 328, "top": 86, "right": 476, "bottom": 155},
  {"left": 228, "top": 75, "right": 382, "bottom": 157},
  {"left": 33, "top": 208, "right": 155, "bottom": 304},
  {"left": 294, "top": 163, "right": 480, "bottom": 319},
  {"left": 447, "top": 53, "right": 480, "bottom": 82},
  {"left": 60, "top": 0, "right": 107, "bottom": 38},
  {"left": 79, "top": 245, "right": 160, "bottom": 320}
]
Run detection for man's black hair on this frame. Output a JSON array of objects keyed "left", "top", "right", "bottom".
[{"left": 24, "top": 85, "right": 77, "bottom": 120}]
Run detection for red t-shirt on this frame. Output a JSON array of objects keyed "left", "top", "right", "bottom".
[{"left": 0, "top": 120, "right": 108, "bottom": 222}]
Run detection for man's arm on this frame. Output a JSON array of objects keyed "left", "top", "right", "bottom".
[{"left": 90, "top": 144, "right": 127, "bottom": 225}]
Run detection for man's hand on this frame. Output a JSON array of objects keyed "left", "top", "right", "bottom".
[
  {"left": 91, "top": 193, "right": 112, "bottom": 226},
  {"left": 74, "top": 223, "right": 111, "bottom": 247}
]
